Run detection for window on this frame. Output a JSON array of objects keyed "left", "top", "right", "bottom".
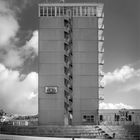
[
  {"left": 114, "top": 114, "right": 120, "bottom": 121},
  {"left": 60, "top": 7, "right": 64, "bottom": 16},
  {"left": 82, "top": 115, "right": 94, "bottom": 123},
  {"left": 128, "top": 115, "right": 132, "bottom": 121},
  {"left": 40, "top": 6, "right": 44, "bottom": 16},
  {"left": 44, "top": 7, "right": 47, "bottom": 16},
  {"left": 73, "top": 7, "right": 76, "bottom": 16},
  {"left": 56, "top": 7, "right": 60, "bottom": 16},
  {"left": 48, "top": 7, "right": 51, "bottom": 16},
  {"left": 100, "top": 115, "right": 103, "bottom": 121},
  {"left": 52, "top": 7, "right": 55, "bottom": 16}
]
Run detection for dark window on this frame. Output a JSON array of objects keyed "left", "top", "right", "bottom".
[
  {"left": 60, "top": 7, "right": 64, "bottom": 16},
  {"left": 83, "top": 115, "right": 86, "bottom": 119},
  {"left": 44, "top": 7, "right": 47, "bottom": 16},
  {"left": 48, "top": 7, "right": 51, "bottom": 16},
  {"left": 128, "top": 115, "right": 132, "bottom": 121},
  {"left": 82, "top": 115, "right": 94, "bottom": 123},
  {"left": 100, "top": 115, "right": 103, "bottom": 121},
  {"left": 40, "top": 7, "right": 44, "bottom": 16},
  {"left": 115, "top": 114, "right": 120, "bottom": 121},
  {"left": 52, "top": 7, "right": 55, "bottom": 16}
]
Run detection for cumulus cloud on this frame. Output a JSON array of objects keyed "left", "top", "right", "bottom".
[
  {"left": 103, "top": 65, "right": 140, "bottom": 85},
  {"left": 0, "top": 63, "right": 38, "bottom": 115},
  {"left": 3, "top": 49, "right": 24, "bottom": 68},
  {"left": 0, "top": 0, "right": 38, "bottom": 68},
  {"left": 0, "top": 0, "right": 19, "bottom": 46},
  {"left": 24, "top": 30, "right": 38, "bottom": 55},
  {"left": 124, "top": 82, "right": 140, "bottom": 92},
  {"left": 99, "top": 102, "right": 133, "bottom": 109}
]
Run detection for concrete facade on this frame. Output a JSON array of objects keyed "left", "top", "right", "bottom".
[
  {"left": 72, "top": 17, "right": 98, "bottom": 125},
  {"left": 38, "top": 3, "right": 104, "bottom": 125},
  {"left": 39, "top": 17, "right": 65, "bottom": 125}
]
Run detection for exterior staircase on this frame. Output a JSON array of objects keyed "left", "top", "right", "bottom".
[
  {"left": 99, "top": 125, "right": 140, "bottom": 139},
  {"left": 0, "top": 125, "right": 113, "bottom": 139},
  {"left": 1, "top": 124, "right": 140, "bottom": 139}
]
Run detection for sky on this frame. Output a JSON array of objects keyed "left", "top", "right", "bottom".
[{"left": 0, "top": 0, "right": 139, "bottom": 115}]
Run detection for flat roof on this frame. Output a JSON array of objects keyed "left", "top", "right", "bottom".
[{"left": 39, "top": 3, "right": 104, "bottom": 7}]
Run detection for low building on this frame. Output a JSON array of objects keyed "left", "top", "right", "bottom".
[{"left": 99, "top": 109, "right": 140, "bottom": 125}]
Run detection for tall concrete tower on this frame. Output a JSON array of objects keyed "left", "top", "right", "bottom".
[{"left": 38, "top": 2, "right": 104, "bottom": 125}]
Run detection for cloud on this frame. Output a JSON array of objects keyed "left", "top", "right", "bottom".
[
  {"left": 24, "top": 30, "right": 38, "bottom": 55},
  {"left": 0, "top": 0, "right": 37, "bottom": 69},
  {"left": 125, "top": 82, "right": 140, "bottom": 92},
  {"left": 4, "top": 0, "right": 32, "bottom": 13},
  {"left": 0, "top": 63, "right": 38, "bottom": 115},
  {"left": 121, "top": 76, "right": 140, "bottom": 92},
  {"left": 3, "top": 49, "right": 24, "bottom": 68},
  {"left": 0, "top": 0, "right": 38, "bottom": 68},
  {"left": 103, "top": 65, "right": 140, "bottom": 85},
  {"left": 99, "top": 102, "right": 133, "bottom": 109},
  {"left": 0, "top": 0, "right": 19, "bottom": 46}
]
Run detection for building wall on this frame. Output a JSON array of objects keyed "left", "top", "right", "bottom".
[
  {"left": 39, "top": 17, "right": 65, "bottom": 125},
  {"left": 38, "top": 11, "right": 99, "bottom": 126},
  {"left": 72, "top": 17, "right": 98, "bottom": 125},
  {"left": 99, "top": 109, "right": 140, "bottom": 125}
]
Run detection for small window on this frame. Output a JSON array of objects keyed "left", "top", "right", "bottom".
[
  {"left": 52, "top": 7, "right": 55, "bottom": 16},
  {"left": 56, "top": 7, "right": 60, "bottom": 16},
  {"left": 128, "top": 115, "right": 132, "bottom": 121},
  {"left": 60, "top": 7, "right": 64, "bottom": 16},
  {"left": 73, "top": 7, "right": 76, "bottom": 16},
  {"left": 115, "top": 115, "right": 120, "bottom": 121},
  {"left": 40, "top": 6, "right": 44, "bottom": 16},
  {"left": 48, "top": 7, "right": 52, "bottom": 16},
  {"left": 82, "top": 115, "right": 94, "bottom": 123},
  {"left": 100, "top": 115, "right": 103, "bottom": 121},
  {"left": 83, "top": 115, "right": 86, "bottom": 119},
  {"left": 44, "top": 7, "right": 48, "bottom": 16}
]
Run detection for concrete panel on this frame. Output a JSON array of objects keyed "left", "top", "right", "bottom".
[
  {"left": 40, "top": 41, "right": 64, "bottom": 52},
  {"left": 39, "top": 110, "right": 64, "bottom": 125},
  {"left": 39, "top": 75, "right": 64, "bottom": 87},
  {"left": 73, "top": 75, "right": 98, "bottom": 87},
  {"left": 39, "top": 29, "right": 64, "bottom": 40},
  {"left": 73, "top": 41, "right": 98, "bottom": 52},
  {"left": 73, "top": 29, "right": 97, "bottom": 40},
  {"left": 73, "top": 17, "right": 97, "bottom": 28},
  {"left": 39, "top": 17, "right": 64, "bottom": 28},
  {"left": 73, "top": 63, "right": 98, "bottom": 75},
  {"left": 39, "top": 52, "right": 64, "bottom": 63},
  {"left": 39, "top": 63, "right": 64, "bottom": 75},
  {"left": 72, "top": 100, "right": 81, "bottom": 125},
  {"left": 80, "top": 99, "right": 98, "bottom": 110},
  {"left": 73, "top": 87, "right": 98, "bottom": 99},
  {"left": 73, "top": 52, "right": 98, "bottom": 63},
  {"left": 39, "top": 98, "right": 64, "bottom": 110}
]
